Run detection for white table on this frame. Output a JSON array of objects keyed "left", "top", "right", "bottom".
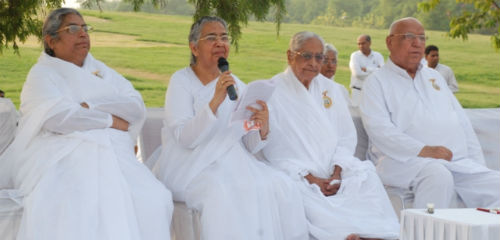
[{"left": 400, "top": 208, "right": 500, "bottom": 240}]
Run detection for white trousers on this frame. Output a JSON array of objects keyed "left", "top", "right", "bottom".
[
  {"left": 411, "top": 162, "right": 500, "bottom": 208},
  {"left": 350, "top": 88, "right": 362, "bottom": 107}
]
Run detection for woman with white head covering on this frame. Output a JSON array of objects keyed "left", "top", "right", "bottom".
[
  {"left": 260, "top": 31, "right": 399, "bottom": 240},
  {"left": 149, "top": 16, "right": 309, "bottom": 240},
  {"left": 0, "top": 8, "right": 173, "bottom": 240}
]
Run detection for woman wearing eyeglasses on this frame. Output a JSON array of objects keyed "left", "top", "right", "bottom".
[
  {"left": 147, "top": 16, "right": 308, "bottom": 240},
  {"left": 320, "top": 43, "right": 351, "bottom": 105},
  {"left": 0, "top": 8, "right": 173, "bottom": 240},
  {"left": 259, "top": 31, "right": 400, "bottom": 240}
]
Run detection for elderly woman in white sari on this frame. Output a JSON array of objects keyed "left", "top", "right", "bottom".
[
  {"left": 0, "top": 8, "right": 172, "bottom": 240},
  {"left": 320, "top": 43, "right": 351, "bottom": 105},
  {"left": 149, "top": 16, "right": 309, "bottom": 240},
  {"left": 260, "top": 31, "right": 399, "bottom": 240}
]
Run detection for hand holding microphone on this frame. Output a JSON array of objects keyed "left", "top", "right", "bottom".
[
  {"left": 218, "top": 57, "right": 238, "bottom": 101},
  {"left": 209, "top": 57, "right": 237, "bottom": 114}
]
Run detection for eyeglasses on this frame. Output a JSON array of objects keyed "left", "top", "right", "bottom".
[
  {"left": 293, "top": 51, "right": 324, "bottom": 62},
  {"left": 56, "top": 24, "right": 93, "bottom": 34},
  {"left": 322, "top": 57, "right": 337, "bottom": 65},
  {"left": 391, "top": 33, "right": 427, "bottom": 42},
  {"left": 199, "top": 34, "right": 231, "bottom": 43}
]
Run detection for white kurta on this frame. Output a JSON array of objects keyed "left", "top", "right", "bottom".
[
  {"left": 434, "top": 63, "right": 458, "bottom": 93},
  {"left": 0, "top": 52, "right": 173, "bottom": 240},
  {"left": 261, "top": 67, "right": 399, "bottom": 240},
  {"left": 150, "top": 67, "right": 309, "bottom": 240},
  {"left": 349, "top": 50, "right": 384, "bottom": 106},
  {"left": 360, "top": 58, "right": 499, "bottom": 207}
]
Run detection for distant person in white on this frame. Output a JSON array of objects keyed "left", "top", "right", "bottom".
[
  {"left": 260, "top": 31, "right": 399, "bottom": 240},
  {"left": 425, "top": 44, "right": 459, "bottom": 93},
  {"left": 320, "top": 43, "right": 351, "bottom": 105},
  {"left": 149, "top": 16, "right": 308, "bottom": 240},
  {"left": 360, "top": 17, "right": 500, "bottom": 209},
  {"left": 349, "top": 34, "right": 384, "bottom": 106},
  {"left": 0, "top": 8, "right": 173, "bottom": 240}
]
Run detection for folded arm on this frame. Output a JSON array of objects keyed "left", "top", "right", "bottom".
[{"left": 43, "top": 103, "right": 112, "bottom": 134}]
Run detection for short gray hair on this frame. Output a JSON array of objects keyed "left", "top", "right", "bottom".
[
  {"left": 188, "top": 16, "right": 228, "bottom": 65},
  {"left": 389, "top": 17, "right": 422, "bottom": 35},
  {"left": 289, "top": 31, "right": 325, "bottom": 53},
  {"left": 324, "top": 43, "right": 338, "bottom": 58},
  {"left": 42, "top": 8, "right": 82, "bottom": 56}
]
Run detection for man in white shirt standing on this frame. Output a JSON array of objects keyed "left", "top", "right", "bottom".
[
  {"left": 360, "top": 17, "right": 500, "bottom": 209},
  {"left": 349, "top": 34, "right": 385, "bottom": 106},
  {"left": 425, "top": 45, "right": 459, "bottom": 93}
]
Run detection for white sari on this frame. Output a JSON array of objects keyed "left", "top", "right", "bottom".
[
  {"left": 262, "top": 68, "right": 399, "bottom": 240},
  {"left": 150, "top": 67, "right": 309, "bottom": 240},
  {"left": 0, "top": 52, "right": 173, "bottom": 240}
]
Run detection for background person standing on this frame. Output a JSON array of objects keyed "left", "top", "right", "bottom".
[{"left": 349, "top": 34, "right": 384, "bottom": 106}]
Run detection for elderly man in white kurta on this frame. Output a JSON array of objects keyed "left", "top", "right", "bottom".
[
  {"left": 261, "top": 31, "right": 399, "bottom": 240},
  {"left": 349, "top": 34, "right": 385, "bottom": 106},
  {"left": 360, "top": 17, "right": 500, "bottom": 209}
]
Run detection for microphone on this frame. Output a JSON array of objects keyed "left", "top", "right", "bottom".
[{"left": 217, "top": 57, "right": 237, "bottom": 101}]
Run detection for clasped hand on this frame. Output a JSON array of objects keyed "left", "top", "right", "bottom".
[{"left": 305, "top": 173, "right": 342, "bottom": 197}]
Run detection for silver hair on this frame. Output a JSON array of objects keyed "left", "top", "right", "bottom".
[
  {"left": 388, "top": 17, "right": 422, "bottom": 35},
  {"left": 42, "top": 8, "right": 82, "bottom": 56},
  {"left": 289, "top": 31, "right": 325, "bottom": 53},
  {"left": 188, "top": 16, "right": 228, "bottom": 65},
  {"left": 324, "top": 43, "right": 338, "bottom": 58}
]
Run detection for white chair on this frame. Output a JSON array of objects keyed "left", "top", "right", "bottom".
[
  {"left": 0, "top": 98, "right": 18, "bottom": 155},
  {"left": 137, "top": 108, "right": 201, "bottom": 240}
]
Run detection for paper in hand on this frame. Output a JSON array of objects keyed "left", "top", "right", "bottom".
[{"left": 231, "top": 79, "right": 276, "bottom": 124}]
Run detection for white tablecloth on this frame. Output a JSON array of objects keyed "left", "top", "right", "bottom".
[{"left": 400, "top": 208, "right": 500, "bottom": 240}]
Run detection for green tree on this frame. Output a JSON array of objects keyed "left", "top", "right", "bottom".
[
  {"left": 0, "top": 0, "right": 286, "bottom": 53},
  {"left": 419, "top": 0, "right": 500, "bottom": 49},
  {"left": 0, "top": 0, "right": 61, "bottom": 53},
  {"left": 187, "top": 0, "right": 285, "bottom": 49}
]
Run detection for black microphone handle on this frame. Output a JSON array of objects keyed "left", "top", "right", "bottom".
[{"left": 226, "top": 84, "right": 238, "bottom": 101}]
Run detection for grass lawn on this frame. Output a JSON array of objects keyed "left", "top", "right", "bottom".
[{"left": 1, "top": 10, "right": 498, "bottom": 108}]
